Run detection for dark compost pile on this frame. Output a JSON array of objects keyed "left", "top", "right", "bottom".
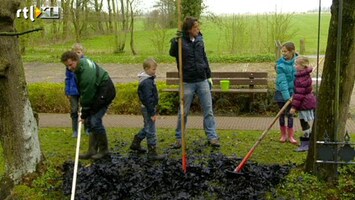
[{"left": 63, "top": 151, "right": 295, "bottom": 199}]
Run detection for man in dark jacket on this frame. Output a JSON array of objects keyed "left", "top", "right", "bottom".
[
  {"left": 169, "top": 17, "right": 220, "bottom": 148},
  {"left": 61, "top": 51, "right": 116, "bottom": 160}
]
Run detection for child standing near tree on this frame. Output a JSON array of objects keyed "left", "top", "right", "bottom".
[
  {"left": 274, "top": 41, "right": 298, "bottom": 145},
  {"left": 65, "top": 43, "right": 90, "bottom": 137},
  {"left": 290, "top": 56, "right": 317, "bottom": 151},
  {"left": 129, "top": 58, "right": 165, "bottom": 160}
]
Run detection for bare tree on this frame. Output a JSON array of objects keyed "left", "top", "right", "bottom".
[
  {"left": 93, "top": 0, "right": 105, "bottom": 33},
  {"left": 305, "top": 0, "right": 355, "bottom": 183},
  {"left": 113, "top": 0, "right": 138, "bottom": 54},
  {"left": 129, "top": 0, "right": 137, "bottom": 55},
  {"left": 62, "top": 0, "right": 71, "bottom": 39},
  {"left": 106, "top": 0, "right": 113, "bottom": 32},
  {"left": 70, "top": 0, "right": 89, "bottom": 42},
  {"left": 152, "top": 0, "right": 176, "bottom": 28},
  {"left": 0, "top": 0, "right": 42, "bottom": 198}
]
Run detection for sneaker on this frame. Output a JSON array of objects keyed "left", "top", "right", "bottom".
[
  {"left": 209, "top": 139, "right": 220, "bottom": 147},
  {"left": 171, "top": 140, "right": 182, "bottom": 149}
]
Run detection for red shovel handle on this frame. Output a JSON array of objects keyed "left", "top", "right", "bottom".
[
  {"left": 233, "top": 99, "right": 292, "bottom": 173},
  {"left": 234, "top": 149, "right": 255, "bottom": 173}
]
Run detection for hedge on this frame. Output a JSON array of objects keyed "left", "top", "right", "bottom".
[{"left": 28, "top": 82, "right": 278, "bottom": 116}]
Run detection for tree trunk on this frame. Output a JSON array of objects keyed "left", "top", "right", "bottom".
[
  {"left": 129, "top": 0, "right": 136, "bottom": 55},
  {"left": 71, "top": 0, "right": 89, "bottom": 42},
  {"left": 113, "top": 0, "right": 128, "bottom": 53},
  {"left": 107, "top": 0, "right": 113, "bottom": 33},
  {"left": 305, "top": 0, "right": 355, "bottom": 183},
  {"left": 94, "top": 0, "right": 104, "bottom": 33},
  {"left": 0, "top": 0, "right": 42, "bottom": 197},
  {"left": 62, "top": 0, "right": 71, "bottom": 40},
  {"left": 118, "top": 0, "right": 127, "bottom": 52}
]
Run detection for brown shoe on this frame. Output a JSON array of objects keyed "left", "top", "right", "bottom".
[
  {"left": 209, "top": 139, "right": 220, "bottom": 147},
  {"left": 171, "top": 140, "right": 182, "bottom": 149}
]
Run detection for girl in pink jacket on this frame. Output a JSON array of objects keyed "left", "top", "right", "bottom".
[{"left": 290, "top": 56, "right": 317, "bottom": 152}]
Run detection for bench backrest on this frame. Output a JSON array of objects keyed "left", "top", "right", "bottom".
[{"left": 166, "top": 72, "right": 268, "bottom": 88}]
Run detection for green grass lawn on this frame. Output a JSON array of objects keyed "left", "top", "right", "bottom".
[
  {"left": 21, "top": 13, "right": 331, "bottom": 63},
  {"left": 1, "top": 127, "right": 354, "bottom": 199}
]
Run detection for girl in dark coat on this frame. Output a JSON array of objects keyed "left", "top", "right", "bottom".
[{"left": 290, "top": 56, "right": 317, "bottom": 151}]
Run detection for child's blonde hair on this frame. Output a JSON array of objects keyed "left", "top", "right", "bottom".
[
  {"left": 296, "top": 56, "right": 309, "bottom": 68},
  {"left": 143, "top": 58, "right": 157, "bottom": 70},
  {"left": 72, "top": 43, "right": 85, "bottom": 52}
]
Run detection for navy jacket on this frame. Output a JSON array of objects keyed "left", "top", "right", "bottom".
[
  {"left": 137, "top": 72, "right": 159, "bottom": 116},
  {"left": 169, "top": 33, "right": 211, "bottom": 83}
]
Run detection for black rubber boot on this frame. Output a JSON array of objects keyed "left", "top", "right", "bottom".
[
  {"left": 91, "top": 134, "right": 110, "bottom": 160},
  {"left": 295, "top": 137, "right": 310, "bottom": 152},
  {"left": 171, "top": 140, "right": 182, "bottom": 149},
  {"left": 79, "top": 133, "right": 97, "bottom": 159},
  {"left": 147, "top": 144, "right": 165, "bottom": 160},
  {"left": 130, "top": 134, "right": 147, "bottom": 153}
]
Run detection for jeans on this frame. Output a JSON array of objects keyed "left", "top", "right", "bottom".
[
  {"left": 175, "top": 80, "right": 218, "bottom": 140},
  {"left": 69, "top": 96, "right": 79, "bottom": 133},
  {"left": 69, "top": 95, "right": 91, "bottom": 134},
  {"left": 87, "top": 106, "right": 108, "bottom": 135},
  {"left": 137, "top": 106, "right": 157, "bottom": 146}
]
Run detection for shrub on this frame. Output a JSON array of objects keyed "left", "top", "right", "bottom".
[
  {"left": 28, "top": 83, "right": 279, "bottom": 116},
  {"left": 28, "top": 83, "right": 69, "bottom": 113},
  {"left": 338, "top": 165, "right": 355, "bottom": 199}
]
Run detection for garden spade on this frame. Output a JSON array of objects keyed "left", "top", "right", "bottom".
[
  {"left": 227, "top": 98, "right": 292, "bottom": 176},
  {"left": 71, "top": 111, "right": 83, "bottom": 200}
]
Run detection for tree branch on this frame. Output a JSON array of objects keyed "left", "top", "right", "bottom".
[{"left": 0, "top": 28, "right": 43, "bottom": 36}]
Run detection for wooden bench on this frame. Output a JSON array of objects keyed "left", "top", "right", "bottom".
[{"left": 163, "top": 71, "right": 268, "bottom": 94}]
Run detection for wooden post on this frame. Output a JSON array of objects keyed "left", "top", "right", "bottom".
[
  {"left": 300, "top": 38, "right": 306, "bottom": 55},
  {"left": 274, "top": 40, "right": 282, "bottom": 60}
]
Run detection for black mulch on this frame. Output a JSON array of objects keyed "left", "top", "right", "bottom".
[{"left": 63, "top": 144, "right": 295, "bottom": 200}]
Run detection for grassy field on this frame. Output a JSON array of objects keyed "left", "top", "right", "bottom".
[{"left": 21, "top": 12, "right": 331, "bottom": 63}]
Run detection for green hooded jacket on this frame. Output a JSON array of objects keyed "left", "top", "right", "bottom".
[{"left": 75, "top": 57, "right": 109, "bottom": 109}]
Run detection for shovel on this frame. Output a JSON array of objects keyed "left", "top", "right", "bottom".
[
  {"left": 71, "top": 114, "right": 83, "bottom": 200},
  {"left": 227, "top": 98, "right": 292, "bottom": 176}
]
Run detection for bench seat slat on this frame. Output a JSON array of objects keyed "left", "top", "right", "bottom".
[
  {"left": 166, "top": 71, "right": 268, "bottom": 79},
  {"left": 164, "top": 71, "right": 268, "bottom": 94},
  {"left": 162, "top": 88, "right": 268, "bottom": 93},
  {"left": 166, "top": 79, "right": 268, "bottom": 85}
]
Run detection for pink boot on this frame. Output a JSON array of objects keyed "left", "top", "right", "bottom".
[
  {"left": 287, "top": 127, "right": 298, "bottom": 145},
  {"left": 279, "top": 126, "right": 287, "bottom": 143}
]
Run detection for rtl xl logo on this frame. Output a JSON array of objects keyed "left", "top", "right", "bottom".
[{"left": 16, "top": 6, "right": 61, "bottom": 22}]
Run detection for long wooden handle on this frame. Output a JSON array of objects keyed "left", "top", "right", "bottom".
[
  {"left": 71, "top": 115, "right": 82, "bottom": 199},
  {"left": 177, "top": 0, "right": 187, "bottom": 173}
]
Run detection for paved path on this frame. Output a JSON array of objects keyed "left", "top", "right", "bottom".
[{"left": 38, "top": 113, "right": 355, "bottom": 133}]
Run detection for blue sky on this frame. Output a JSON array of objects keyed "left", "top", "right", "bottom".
[{"left": 140, "top": 0, "right": 332, "bottom": 14}]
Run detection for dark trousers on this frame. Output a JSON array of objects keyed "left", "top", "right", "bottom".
[{"left": 277, "top": 101, "right": 293, "bottom": 128}]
